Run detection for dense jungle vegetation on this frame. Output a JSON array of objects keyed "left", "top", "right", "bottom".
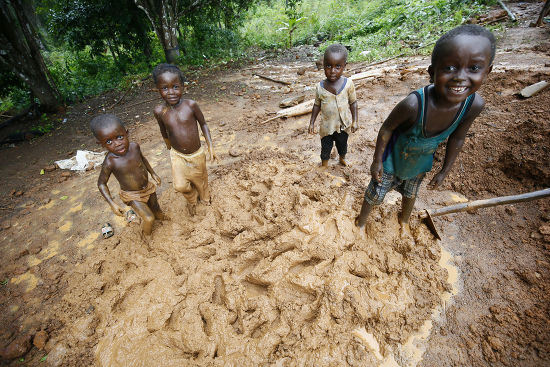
[{"left": 0, "top": 0, "right": 496, "bottom": 115}]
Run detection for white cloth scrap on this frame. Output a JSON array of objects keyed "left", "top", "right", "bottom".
[{"left": 55, "top": 150, "right": 105, "bottom": 171}]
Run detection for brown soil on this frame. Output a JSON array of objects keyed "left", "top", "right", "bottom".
[{"left": 1, "top": 2, "right": 550, "bottom": 366}]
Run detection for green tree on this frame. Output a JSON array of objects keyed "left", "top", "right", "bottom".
[
  {"left": 0, "top": 0, "right": 62, "bottom": 112},
  {"left": 44, "top": 0, "right": 153, "bottom": 68},
  {"left": 135, "top": 0, "right": 258, "bottom": 63}
]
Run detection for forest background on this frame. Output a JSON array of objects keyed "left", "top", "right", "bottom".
[{"left": 1, "top": 0, "right": 494, "bottom": 122}]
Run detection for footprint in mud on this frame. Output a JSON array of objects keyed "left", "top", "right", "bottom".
[{"left": 59, "top": 152, "right": 452, "bottom": 367}]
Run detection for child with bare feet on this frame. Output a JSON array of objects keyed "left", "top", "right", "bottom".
[
  {"left": 152, "top": 63, "right": 216, "bottom": 215},
  {"left": 92, "top": 114, "right": 165, "bottom": 236},
  {"left": 308, "top": 44, "right": 358, "bottom": 167},
  {"left": 355, "top": 25, "right": 495, "bottom": 239}
]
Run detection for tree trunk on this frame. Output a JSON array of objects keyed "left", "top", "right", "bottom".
[
  {"left": 0, "top": 0, "right": 62, "bottom": 112},
  {"left": 135, "top": 0, "right": 181, "bottom": 64}
]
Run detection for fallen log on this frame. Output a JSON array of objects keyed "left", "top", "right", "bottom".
[
  {"left": 520, "top": 80, "right": 549, "bottom": 98},
  {"left": 253, "top": 73, "right": 291, "bottom": 85}
]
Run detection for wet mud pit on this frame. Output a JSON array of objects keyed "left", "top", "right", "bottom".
[{"left": 59, "top": 152, "right": 452, "bottom": 367}]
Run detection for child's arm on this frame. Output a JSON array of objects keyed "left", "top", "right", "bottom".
[
  {"left": 191, "top": 101, "right": 216, "bottom": 161},
  {"left": 349, "top": 81, "right": 358, "bottom": 132},
  {"left": 428, "top": 95, "right": 485, "bottom": 189},
  {"left": 153, "top": 105, "right": 171, "bottom": 150},
  {"left": 308, "top": 103, "right": 321, "bottom": 134},
  {"left": 139, "top": 146, "right": 161, "bottom": 186},
  {"left": 370, "top": 95, "right": 418, "bottom": 182},
  {"left": 309, "top": 85, "right": 322, "bottom": 134},
  {"left": 350, "top": 101, "right": 358, "bottom": 132},
  {"left": 97, "top": 161, "right": 125, "bottom": 216}
]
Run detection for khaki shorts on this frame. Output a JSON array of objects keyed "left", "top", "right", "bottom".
[{"left": 170, "top": 146, "right": 210, "bottom": 205}]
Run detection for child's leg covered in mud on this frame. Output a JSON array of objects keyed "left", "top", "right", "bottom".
[
  {"left": 147, "top": 192, "right": 167, "bottom": 220},
  {"left": 395, "top": 173, "right": 425, "bottom": 241},
  {"left": 170, "top": 148, "right": 210, "bottom": 215},
  {"left": 356, "top": 171, "right": 395, "bottom": 235},
  {"left": 129, "top": 200, "right": 156, "bottom": 235}
]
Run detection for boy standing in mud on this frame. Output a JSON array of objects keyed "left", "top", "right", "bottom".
[
  {"left": 92, "top": 114, "right": 165, "bottom": 235},
  {"left": 309, "top": 44, "right": 358, "bottom": 167},
  {"left": 153, "top": 63, "right": 216, "bottom": 215},
  {"left": 355, "top": 25, "right": 495, "bottom": 238}
]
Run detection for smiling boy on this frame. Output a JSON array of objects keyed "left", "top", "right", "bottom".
[
  {"left": 355, "top": 24, "right": 495, "bottom": 238},
  {"left": 153, "top": 63, "right": 215, "bottom": 215},
  {"left": 92, "top": 114, "right": 164, "bottom": 235},
  {"left": 308, "top": 44, "right": 358, "bottom": 167}
]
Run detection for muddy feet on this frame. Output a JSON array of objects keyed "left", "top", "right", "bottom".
[
  {"left": 354, "top": 216, "right": 367, "bottom": 239},
  {"left": 187, "top": 202, "right": 197, "bottom": 216},
  {"left": 398, "top": 222, "right": 415, "bottom": 252},
  {"left": 338, "top": 156, "right": 347, "bottom": 166},
  {"left": 155, "top": 211, "right": 169, "bottom": 221}
]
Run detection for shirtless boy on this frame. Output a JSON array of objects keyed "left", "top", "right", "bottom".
[
  {"left": 355, "top": 24, "right": 495, "bottom": 238},
  {"left": 92, "top": 114, "right": 164, "bottom": 235},
  {"left": 153, "top": 63, "right": 215, "bottom": 215}
]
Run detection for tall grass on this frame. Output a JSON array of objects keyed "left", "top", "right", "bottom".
[{"left": 241, "top": 0, "right": 493, "bottom": 61}]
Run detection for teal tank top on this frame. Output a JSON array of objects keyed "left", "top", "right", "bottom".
[{"left": 382, "top": 86, "right": 474, "bottom": 180}]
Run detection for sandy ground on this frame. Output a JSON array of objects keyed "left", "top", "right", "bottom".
[{"left": 1, "top": 1, "right": 550, "bottom": 366}]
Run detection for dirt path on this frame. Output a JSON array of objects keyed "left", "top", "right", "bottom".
[{"left": 1, "top": 2, "right": 550, "bottom": 366}]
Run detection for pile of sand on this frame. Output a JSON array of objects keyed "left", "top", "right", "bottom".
[{"left": 50, "top": 151, "right": 450, "bottom": 367}]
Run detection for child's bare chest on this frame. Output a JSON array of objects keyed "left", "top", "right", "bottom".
[
  {"left": 110, "top": 150, "right": 145, "bottom": 175},
  {"left": 164, "top": 108, "right": 196, "bottom": 130}
]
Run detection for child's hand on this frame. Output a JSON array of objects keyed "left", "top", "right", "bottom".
[
  {"left": 427, "top": 172, "right": 445, "bottom": 190},
  {"left": 110, "top": 203, "right": 125, "bottom": 216},
  {"left": 152, "top": 174, "right": 162, "bottom": 186},
  {"left": 370, "top": 161, "right": 383, "bottom": 183},
  {"left": 351, "top": 121, "right": 358, "bottom": 133},
  {"left": 209, "top": 148, "right": 217, "bottom": 162},
  {"left": 308, "top": 122, "right": 315, "bottom": 134}
]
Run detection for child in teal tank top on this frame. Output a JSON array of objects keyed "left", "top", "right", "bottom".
[{"left": 355, "top": 24, "right": 496, "bottom": 241}]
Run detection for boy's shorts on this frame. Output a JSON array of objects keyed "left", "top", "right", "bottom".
[{"left": 364, "top": 171, "right": 425, "bottom": 205}]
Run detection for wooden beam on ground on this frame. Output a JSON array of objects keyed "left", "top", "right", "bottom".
[{"left": 253, "top": 73, "right": 291, "bottom": 86}]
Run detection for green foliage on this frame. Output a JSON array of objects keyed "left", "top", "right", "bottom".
[
  {"left": 34, "top": 114, "right": 55, "bottom": 134},
  {"left": 277, "top": 0, "right": 305, "bottom": 47},
  {"left": 44, "top": 40, "right": 163, "bottom": 104},
  {"left": 177, "top": 24, "right": 244, "bottom": 66},
  {"left": 241, "top": 0, "right": 491, "bottom": 60}
]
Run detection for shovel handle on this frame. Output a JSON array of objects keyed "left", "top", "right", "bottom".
[{"left": 421, "top": 188, "right": 550, "bottom": 218}]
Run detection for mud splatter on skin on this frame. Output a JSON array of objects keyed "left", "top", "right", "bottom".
[{"left": 55, "top": 151, "right": 450, "bottom": 367}]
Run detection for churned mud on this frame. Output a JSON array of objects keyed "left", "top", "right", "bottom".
[{"left": 52, "top": 152, "right": 451, "bottom": 366}]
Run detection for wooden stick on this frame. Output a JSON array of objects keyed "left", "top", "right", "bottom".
[
  {"left": 348, "top": 54, "right": 405, "bottom": 73},
  {"left": 119, "top": 96, "right": 161, "bottom": 110},
  {"left": 107, "top": 86, "right": 133, "bottom": 109},
  {"left": 420, "top": 188, "right": 550, "bottom": 218},
  {"left": 253, "top": 73, "right": 291, "bottom": 85},
  {"left": 497, "top": 0, "right": 517, "bottom": 21}
]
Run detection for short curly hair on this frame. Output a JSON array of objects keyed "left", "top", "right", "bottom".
[
  {"left": 324, "top": 43, "right": 348, "bottom": 62},
  {"left": 432, "top": 24, "right": 496, "bottom": 66},
  {"left": 152, "top": 63, "right": 185, "bottom": 85},
  {"left": 90, "top": 114, "right": 124, "bottom": 138}
]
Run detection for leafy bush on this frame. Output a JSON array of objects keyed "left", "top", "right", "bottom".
[
  {"left": 241, "top": 0, "right": 492, "bottom": 61},
  {"left": 178, "top": 24, "right": 244, "bottom": 66}
]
